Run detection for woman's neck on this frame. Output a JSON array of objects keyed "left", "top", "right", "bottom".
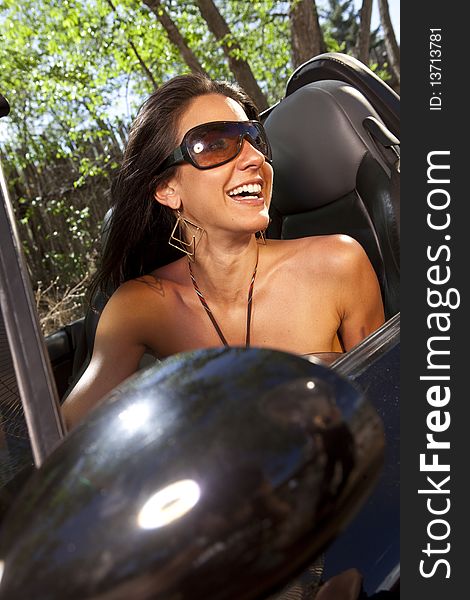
[{"left": 189, "top": 234, "right": 261, "bottom": 304}]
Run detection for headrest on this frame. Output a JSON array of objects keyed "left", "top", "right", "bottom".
[{"left": 264, "top": 80, "right": 388, "bottom": 214}]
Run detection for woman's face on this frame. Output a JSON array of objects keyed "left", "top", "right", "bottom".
[{"left": 157, "top": 93, "right": 273, "bottom": 239}]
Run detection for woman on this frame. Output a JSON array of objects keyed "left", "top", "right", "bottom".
[{"left": 62, "top": 74, "right": 384, "bottom": 430}]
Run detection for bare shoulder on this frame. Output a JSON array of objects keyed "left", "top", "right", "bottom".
[
  {"left": 109, "top": 258, "right": 187, "bottom": 306},
  {"left": 312, "top": 234, "right": 371, "bottom": 273},
  {"left": 97, "top": 272, "right": 173, "bottom": 340},
  {"left": 105, "top": 276, "right": 163, "bottom": 313},
  {"left": 268, "top": 235, "right": 370, "bottom": 276}
]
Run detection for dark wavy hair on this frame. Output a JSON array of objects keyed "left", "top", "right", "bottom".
[{"left": 89, "top": 73, "right": 259, "bottom": 302}]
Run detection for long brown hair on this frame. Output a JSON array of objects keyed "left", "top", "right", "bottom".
[{"left": 89, "top": 73, "right": 259, "bottom": 302}]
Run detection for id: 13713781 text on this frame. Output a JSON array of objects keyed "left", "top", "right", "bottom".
[{"left": 429, "top": 29, "right": 443, "bottom": 111}]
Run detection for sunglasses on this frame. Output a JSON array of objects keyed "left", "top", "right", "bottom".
[{"left": 157, "top": 120, "right": 272, "bottom": 174}]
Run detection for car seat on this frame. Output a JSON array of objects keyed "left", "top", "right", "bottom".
[{"left": 262, "top": 53, "right": 400, "bottom": 320}]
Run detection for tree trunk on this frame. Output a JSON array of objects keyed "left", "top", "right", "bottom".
[
  {"left": 378, "top": 0, "right": 400, "bottom": 87},
  {"left": 289, "top": 0, "right": 325, "bottom": 68},
  {"left": 194, "top": 0, "right": 269, "bottom": 110},
  {"left": 355, "top": 0, "right": 372, "bottom": 65},
  {"left": 143, "top": 0, "right": 209, "bottom": 76}
]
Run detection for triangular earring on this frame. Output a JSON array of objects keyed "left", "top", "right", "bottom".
[{"left": 168, "top": 210, "right": 204, "bottom": 261}]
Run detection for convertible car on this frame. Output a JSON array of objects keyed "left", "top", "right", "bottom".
[{"left": 0, "top": 53, "right": 400, "bottom": 599}]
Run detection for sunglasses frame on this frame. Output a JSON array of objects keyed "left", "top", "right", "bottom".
[{"left": 157, "top": 120, "right": 272, "bottom": 174}]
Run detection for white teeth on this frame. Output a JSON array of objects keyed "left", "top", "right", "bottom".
[{"left": 227, "top": 183, "right": 262, "bottom": 196}]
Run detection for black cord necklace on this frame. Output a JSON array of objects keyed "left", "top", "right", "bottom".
[{"left": 188, "top": 246, "right": 259, "bottom": 348}]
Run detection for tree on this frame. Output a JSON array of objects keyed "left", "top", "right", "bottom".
[
  {"left": 142, "top": 0, "right": 209, "bottom": 76},
  {"left": 322, "top": 0, "right": 358, "bottom": 54},
  {"left": 289, "top": 0, "right": 325, "bottom": 68},
  {"left": 355, "top": 0, "right": 372, "bottom": 64},
  {"left": 193, "top": 0, "right": 269, "bottom": 110},
  {"left": 104, "top": 0, "right": 158, "bottom": 86},
  {"left": 378, "top": 0, "right": 400, "bottom": 87}
]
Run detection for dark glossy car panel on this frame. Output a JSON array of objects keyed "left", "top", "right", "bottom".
[
  {"left": 326, "top": 316, "right": 400, "bottom": 595},
  {"left": 0, "top": 348, "right": 385, "bottom": 600}
]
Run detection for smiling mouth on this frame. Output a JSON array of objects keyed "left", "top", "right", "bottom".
[{"left": 226, "top": 182, "right": 264, "bottom": 202}]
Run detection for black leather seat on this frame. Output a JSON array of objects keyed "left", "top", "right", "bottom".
[{"left": 263, "top": 78, "right": 400, "bottom": 319}]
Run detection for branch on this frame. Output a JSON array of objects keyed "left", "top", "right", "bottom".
[
  {"left": 194, "top": 0, "right": 268, "bottom": 110},
  {"left": 143, "top": 0, "right": 209, "bottom": 76},
  {"left": 106, "top": 0, "right": 158, "bottom": 87}
]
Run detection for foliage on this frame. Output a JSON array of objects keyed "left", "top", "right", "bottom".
[
  {"left": 319, "top": 0, "right": 390, "bottom": 76},
  {"left": 369, "top": 61, "right": 391, "bottom": 82},
  {"left": 320, "top": 0, "right": 358, "bottom": 53}
]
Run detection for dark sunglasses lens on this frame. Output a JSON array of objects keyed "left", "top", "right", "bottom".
[
  {"left": 186, "top": 122, "right": 271, "bottom": 168},
  {"left": 187, "top": 124, "right": 240, "bottom": 168}
]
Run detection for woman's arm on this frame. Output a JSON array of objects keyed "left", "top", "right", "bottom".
[
  {"left": 334, "top": 236, "right": 385, "bottom": 351},
  {"left": 61, "top": 284, "right": 148, "bottom": 431}
]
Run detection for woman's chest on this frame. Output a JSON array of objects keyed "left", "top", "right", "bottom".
[{"left": 143, "top": 275, "right": 342, "bottom": 357}]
